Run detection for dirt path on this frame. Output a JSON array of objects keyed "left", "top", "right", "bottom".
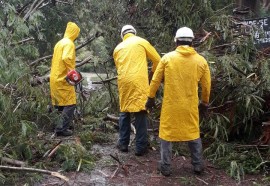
[{"left": 35, "top": 131, "right": 265, "bottom": 186}]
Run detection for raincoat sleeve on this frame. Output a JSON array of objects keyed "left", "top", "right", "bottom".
[
  {"left": 149, "top": 58, "right": 165, "bottom": 98},
  {"left": 199, "top": 61, "right": 211, "bottom": 103},
  {"left": 62, "top": 43, "right": 76, "bottom": 71},
  {"left": 144, "top": 41, "right": 161, "bottom": 72}
]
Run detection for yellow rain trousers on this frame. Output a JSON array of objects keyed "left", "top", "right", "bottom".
[
  {"left": 50, "top": 22, "right": 80, "bottom": 106},
  {"left": 113, "top": 33, "right": 161, "bottom": 112},
  {"left": 149, "top": 46, "right": 211, "bottom": 141}
]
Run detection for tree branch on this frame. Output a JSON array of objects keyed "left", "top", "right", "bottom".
[
  {"left": 0, "top": 165, "right": 69, "bottom": 181},
  {"left": 92, "top": 76, "right": 117, "bottom": 84},
  {"left": 30, "top": 56, "right": 94, "bottom": 86},
  {"left": 0, "top": 84, "right": 15, "bottom": 94},
  {"left": 11, "top": 37, "right": 35, "bottom": 46},
  {"left": 1, "top": 157, "right": 26, "bottom": 167},
  {"left": 76, "top": 56, "right": 92, "bottom": 68},
  {"left": 29, "top": 32, "right": 102, "bottom": 67},
  {"left": 23, "top": 0, "right": 46, "bottom": 21}
]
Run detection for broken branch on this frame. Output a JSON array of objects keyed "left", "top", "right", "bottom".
[
  {"left": 43, "top": 140, "right": 62, "bottom": 159},
  {"left": 109, "top": 154, "right": 129, "bottom": 178},
  {"left": 1, "top": 157, "right": 26, "bottom": 167},
  {"left": 92, "top": 76, "right": 117, "bottom": 84},
  {"left": 30, "top": 33, "right": 102, "bottom": 67},
  {"left": 0, "top": 165, "right": 69, "bottom": 182},
  {"left": 76, "top": 56, "right": 92, "bottom": 68},
  {"left": 195, "top": 176, "right": 209, "bottom": 185}
]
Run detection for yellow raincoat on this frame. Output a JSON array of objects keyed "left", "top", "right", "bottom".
[
  {"left": 149, "top": 46, "right": 211, "bottom": 141},
  {"left": 50, "top": 22, "right": 80, "bottom": 106},
  {"left": 113, "top": 33, "right": 161, "bottom": 112}
]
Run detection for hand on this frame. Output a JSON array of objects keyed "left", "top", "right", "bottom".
[
  {"left": 199, "top": 102, "right": 209, "bottom": 118},
  {"left": 145, "top": 97, "right": 155, "bottom": 110}
]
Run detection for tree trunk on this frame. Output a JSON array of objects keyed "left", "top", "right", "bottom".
[{"left": 236, "top": 0, "right": 260, "bottom": 16}]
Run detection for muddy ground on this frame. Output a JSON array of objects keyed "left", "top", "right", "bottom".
[{"left": 35, "top": 131, "right": 267, "bottom": 186}]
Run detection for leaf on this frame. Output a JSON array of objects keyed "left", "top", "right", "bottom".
[
  {"left": 245, "top": 96, "right": 250, "bottom": 109},
  {"left": 21, "top": 121, "right": 27, "bottom": 137}
]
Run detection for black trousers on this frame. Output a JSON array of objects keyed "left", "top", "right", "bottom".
[{"left": 54, "top": 105, "right": 76, "bottom": 132}]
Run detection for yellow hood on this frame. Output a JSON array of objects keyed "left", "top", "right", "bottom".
[
  {"left": 64, "top": 22, "right": 80, "bottom": 41},
  {"left": 175, "top": 46, "right": 196, "bottom": 56}
]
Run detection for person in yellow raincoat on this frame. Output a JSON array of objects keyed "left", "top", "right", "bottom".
[
  {"left": 146, "top": 27, "right": 211, "bottom": 176},
  {"left": 113, "top": 25, "right": 161, "bottom": 156},
  {"left": 50, "top": 22, "right": 80, "bottom": 136}
]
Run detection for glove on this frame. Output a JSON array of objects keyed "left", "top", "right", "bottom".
[
  {"left": 199, "top": 102, "right": 209, "bottom": 118},
  {"left": 145, "top": 97, "right": 155, "bottom": 110}
]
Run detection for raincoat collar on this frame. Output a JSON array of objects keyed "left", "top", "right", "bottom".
[
  {"left": 123, "top": 33, "right": 135, "bottom": 41},
  {"left": 175, "top": 45, "right": 196, "bottom": 56},
  {"left": 64, "top": 22, "right": 80, "bottom": 41}
]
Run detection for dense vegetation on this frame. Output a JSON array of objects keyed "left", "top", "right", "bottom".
[{"left": 1, "top": 0, "right": 270, "bottom": 184}]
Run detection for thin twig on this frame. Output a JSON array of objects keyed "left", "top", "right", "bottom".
[
  {"left": 109, "top": 154, "right": 129, "bottom": 178},
  {"left": 98, "top": 170, "right": 110, "bottom": 177},
  {"left": 92, "top": 76, "right": 117, "bottom": 84},
  {"left": 10, "top": 37, "right": 35, "bottom": 46},
  {"left": 110, "top": 167, "right": 120, "bottom": 179},
  {"left": 195, "top": 176, "right": 209, "bottom": 185},
  {"left": 76, "top": 158, "right": 82, "bottom": 172}
]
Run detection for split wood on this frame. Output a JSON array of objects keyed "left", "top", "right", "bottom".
[
  {"left": 0, "top": 165, "right": 69, "bottom": 181},
  {"left": 43, "top": 140, "right": 62, "bottom": 159},
  {"left": 109, "top": 154, "right": 129, "bottom": 178}
]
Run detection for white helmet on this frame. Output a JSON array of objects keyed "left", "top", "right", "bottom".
[
  {"left": 174, "top": 27, "right": 194, "bottom": 42},
  {"left": 121, "top": 25, "right": 136, "bottom": 39}
]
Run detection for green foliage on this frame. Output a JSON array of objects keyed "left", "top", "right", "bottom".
[
  {"left": 1, "top": 0, "right": 270, "bottom": 183},
  {"left": 202, "top": 114, "right": 230, "bottom": 141},
  {"left": 172, "top": 142, "right": 190, "bottom": 157},
  {"left": 204, "top": 141, "right": 267, "bottom": 182},
  {"left": 55, "top": 143, "right": 95, "bottom": 171},
  {"left": 81, "top": 82, "right": 119, "bottom": 116}
]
